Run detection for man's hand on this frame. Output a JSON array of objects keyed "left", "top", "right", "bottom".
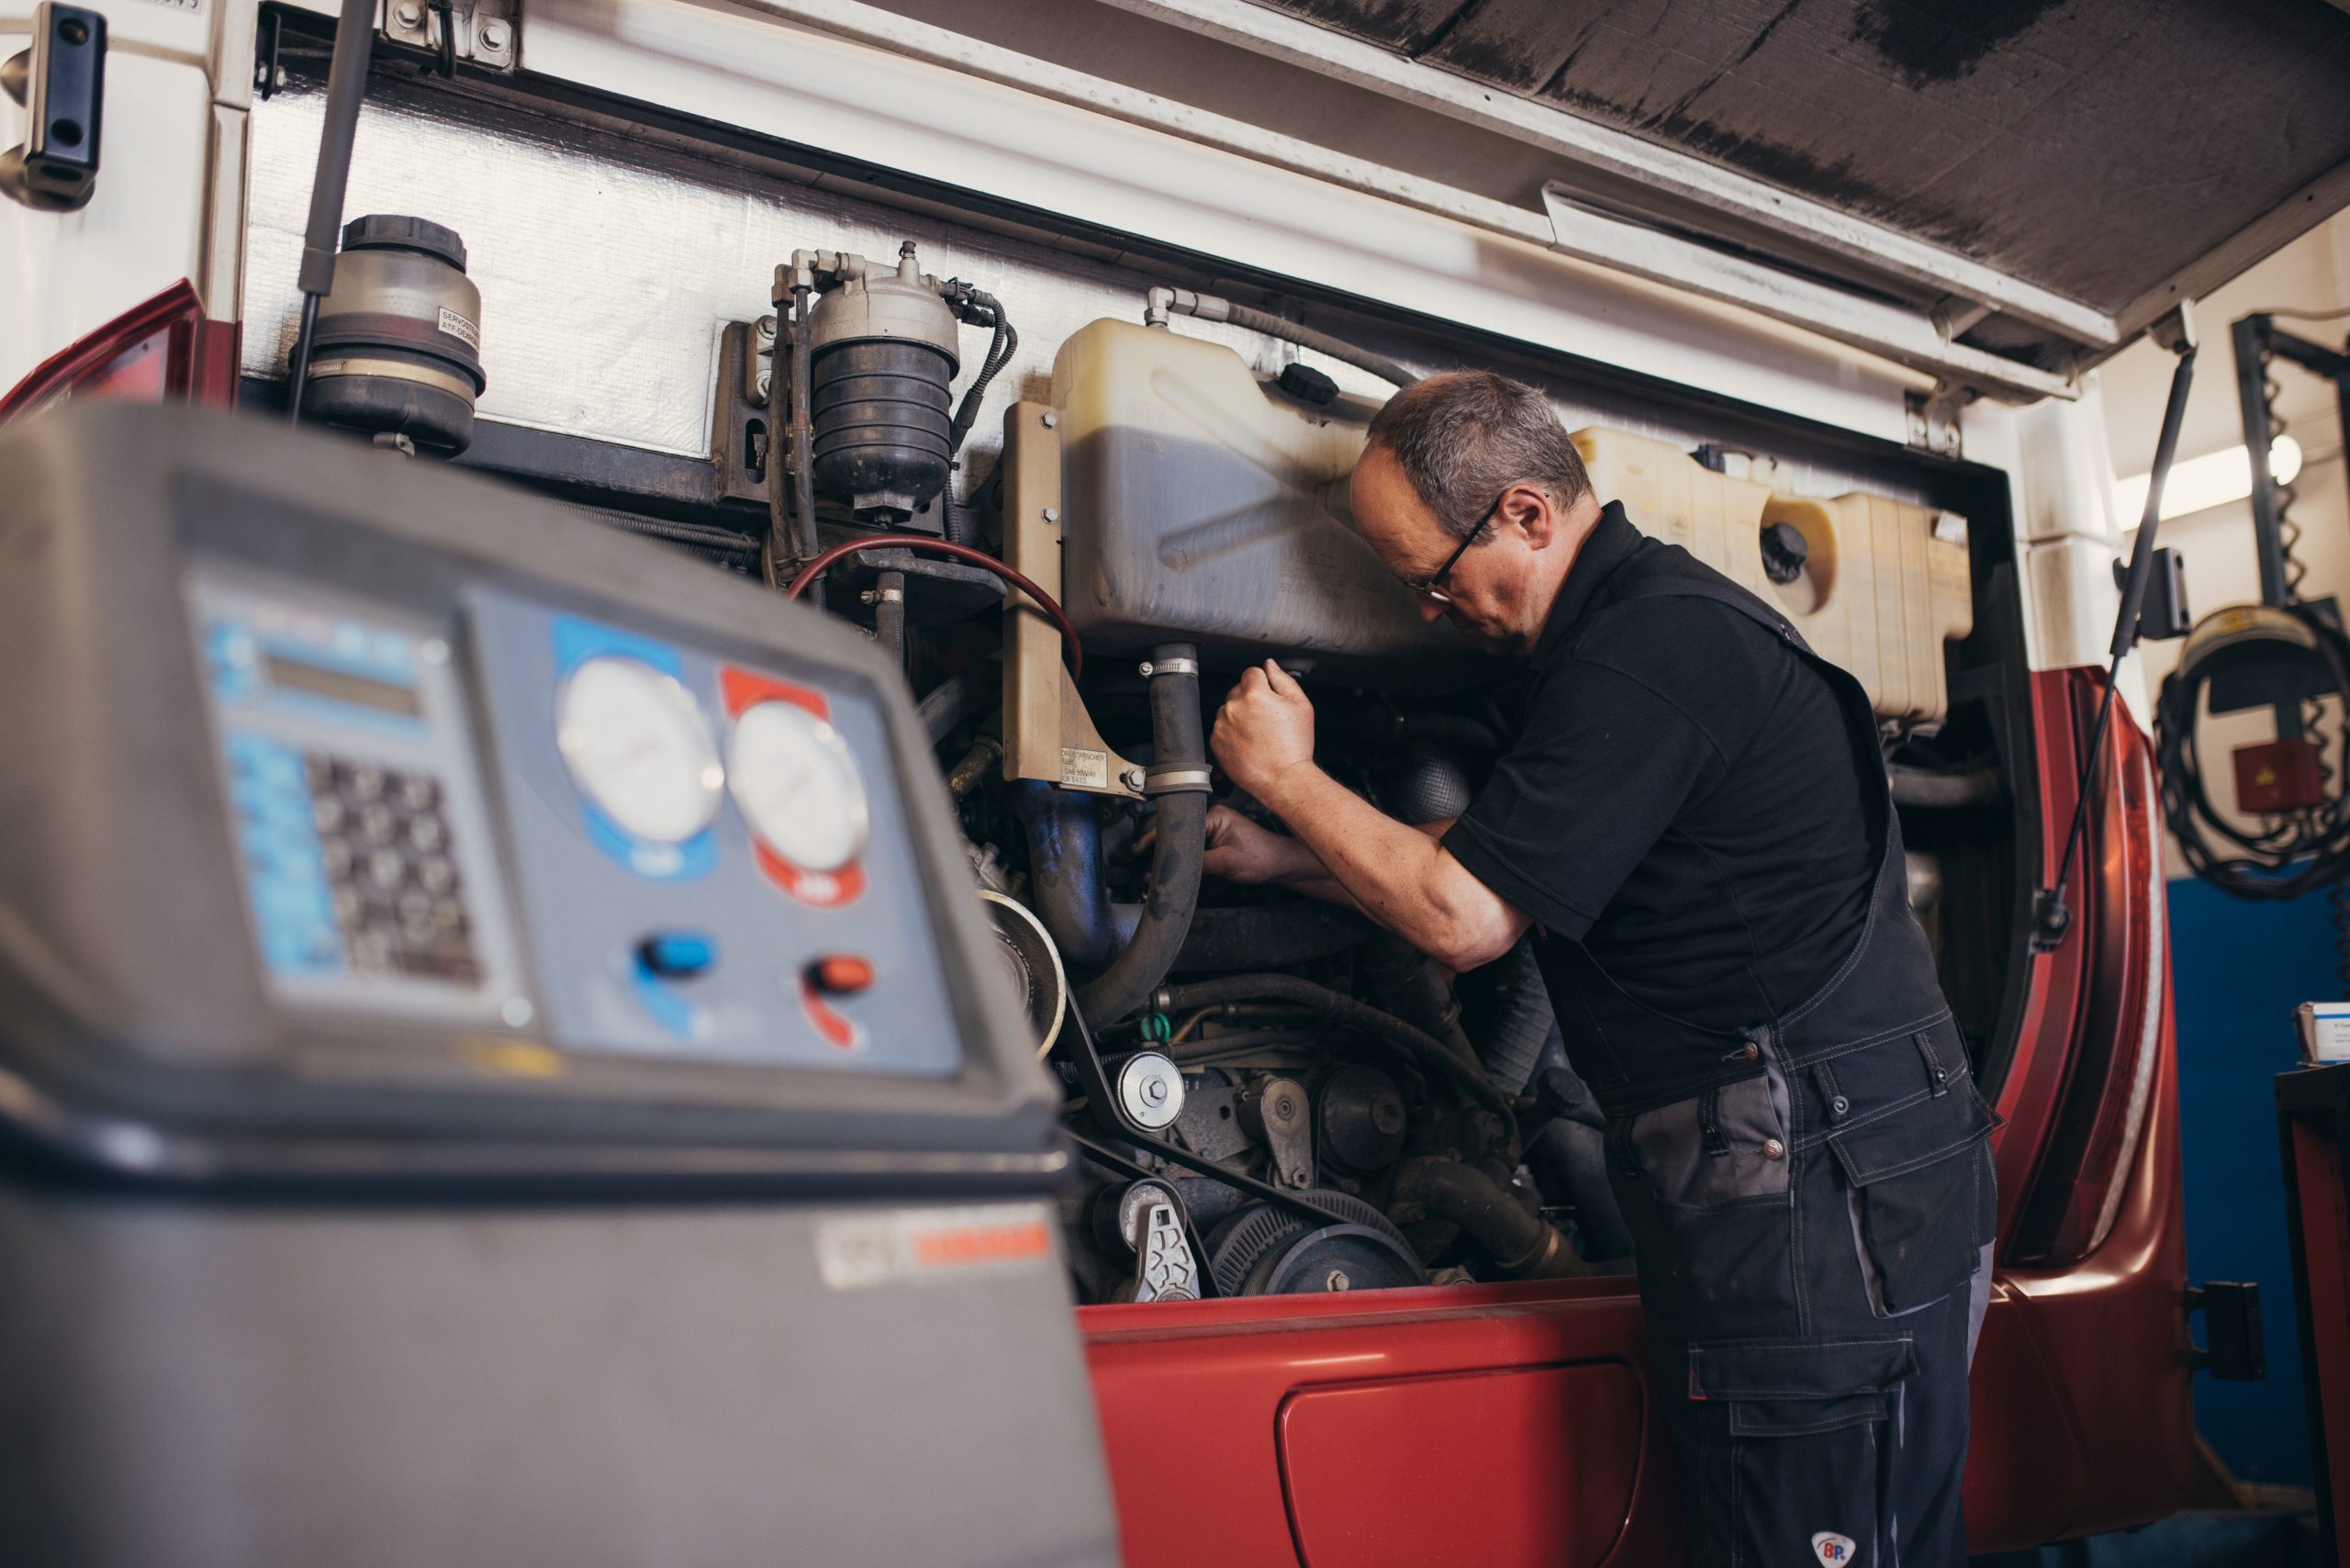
[
  {"left": 1213, "top": 660, "right": 1318, "bottom": 803},
  {"left": 1201, "top": 804, "right": 1301, "bottom": 884}
]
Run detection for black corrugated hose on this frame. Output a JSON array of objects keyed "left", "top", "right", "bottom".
[
  {"left": 1075, "top": 644, "right": 1206, "bottom": 1025},
  {"left": 1403, "top": 1159, "right": 1591, "bottom": 1280},
  {"left": 944, "top": 285, "right": 1016, "bottom": 456}
]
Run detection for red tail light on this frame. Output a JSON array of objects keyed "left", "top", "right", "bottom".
[
  {"left": 2011, "top": 679, "right": 2168, "bottom": 1263},
  {"left": 0, "top": 279, "right": 239, "bottom": 425}
]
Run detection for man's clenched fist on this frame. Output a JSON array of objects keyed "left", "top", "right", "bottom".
[{"left": 1212, "top": 660, "right": 1317, "bottom": 802}]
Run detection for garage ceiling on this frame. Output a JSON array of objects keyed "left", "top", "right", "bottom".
[
  {"left": 854, "top": 0, "right": 2350, "bottom": 389},
  {"left": 1248, "top": 0, "right": 2350, "bottom": 332}
]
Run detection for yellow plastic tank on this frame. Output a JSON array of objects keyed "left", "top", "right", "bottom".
[
  {"left": 1572, "top": 428, "right": 1974, "bottom": 725},
  {"left": 1049, "top": 319, "right": 1490, "bottom": 685}
]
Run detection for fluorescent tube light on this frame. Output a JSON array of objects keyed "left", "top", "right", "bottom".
[{"left": 2114, "top": 436, "right": 2303, "bottom": 526}]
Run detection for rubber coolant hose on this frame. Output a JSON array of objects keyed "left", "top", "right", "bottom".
[
  {"left": 1405, "top": 1159, "right": 1589, "bottom": 1280},
  {"left": 1076, "top": 644, "right": 1206, "bottom": 1024},
  {"left": 1886, "top": 764, "right": 2002, "bottom": 809},
  {"left": 1012, "top": 782, "right": 1117, "bottom": 970},
  {"left": 1158, "top": 973, "right": 1515, "bottom": 1128}
]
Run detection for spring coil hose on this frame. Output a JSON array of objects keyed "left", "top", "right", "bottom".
[
  {"left": 2259, "top": 345, "right": 2350, "bottom": 993},
  {"left": 2154, "top": 600, "right": 2350, "bottom": 906}
]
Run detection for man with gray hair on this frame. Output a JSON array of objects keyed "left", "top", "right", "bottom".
[{"left": 1207, "top": 370, "right": 1996, "bottom": 1565}]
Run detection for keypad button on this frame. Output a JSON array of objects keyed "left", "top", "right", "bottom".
[{"left": 272, "top": 749, "right": 481, "bottom": 988}]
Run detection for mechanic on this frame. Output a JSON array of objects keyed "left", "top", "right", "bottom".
[{"left": 1204, "top": 370, "right": 1998, "bottom": 1566}]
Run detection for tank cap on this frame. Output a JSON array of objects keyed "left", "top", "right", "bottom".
[{"left": 340, "top": 213, "right": 467, "bottom": 273}]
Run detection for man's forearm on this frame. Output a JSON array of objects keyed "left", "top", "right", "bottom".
[
  {"left": 1256, "top": 767, "right": 1505, "bottom": 964},
  {"left": 1258, "top": 815, "right": 1449, "bottom": 912}
]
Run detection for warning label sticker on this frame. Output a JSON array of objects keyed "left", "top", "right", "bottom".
[{"left": 815, "top": 1204, "right": 1054, "bottom": 1292}]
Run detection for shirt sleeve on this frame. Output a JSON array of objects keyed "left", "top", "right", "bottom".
[{"left": 1440, "top": 658, "right": 1722, "bottom": 941}]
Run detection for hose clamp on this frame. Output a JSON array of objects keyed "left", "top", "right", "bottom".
[
  {"left": 1138, "top": 656, "right": 1200, "bottom": 678},
  {"left": 1142, "top": 767, "right": 1213, "bottom": 796}
]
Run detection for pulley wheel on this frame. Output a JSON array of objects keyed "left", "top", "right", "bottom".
[
  {"left": 1206, "top": 1192, "right": 1425, "bottom": 1296},
  {"left": 979, "top": 891, "right": 1065, "bottom": 1057}
]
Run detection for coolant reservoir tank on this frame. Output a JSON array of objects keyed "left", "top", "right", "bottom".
[
  {"left": 1572, "top": 428, "right": 1975, "bottom": 725},
  {"left": 1051, "top": 319, "right": 1489, "bottom": 687}
]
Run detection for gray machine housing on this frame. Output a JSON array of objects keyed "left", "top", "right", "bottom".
[
  {"left": 0, "top": 404, "right": 1119, "bottom": 1568},
  {"left": 0, "top": 402, "right": 1053, "bottom": 1179}
]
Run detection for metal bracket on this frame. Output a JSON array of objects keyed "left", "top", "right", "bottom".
[
  {"left": 2186, "top": 1281, "right": 2266, "bottom": 1382},
  {"left": 1237, "top": 1075, "right": 1315, "bottom": 1189},
  {"left": 381, "top": 0, "right": 517, "bottom": 72},
  {"left": 710, "top": 319, "right": 773, "bottom": 506},
  {"left": 1904, "top": 383, "right": 1972, "bottom": 459},
  {"left": 0, "top": 4, "right": 105, "bottom": 214},
  {"left": 1130, "top": 1196, "right": 1202, "bottom": 1303},
  {"left": 1001, "top": 401, "right": 1144, "bottom": 800}
]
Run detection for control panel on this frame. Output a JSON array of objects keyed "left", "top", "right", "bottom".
[
  {"left": 467, "top": 589, "right": 961, "bottom": 1074},
  {"left": 185, "top": 567, "right": 962, "bottom": 1077}
]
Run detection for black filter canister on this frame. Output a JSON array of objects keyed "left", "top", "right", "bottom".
[
  {"left": 299, "top": 214, "right": 485, "bottom": 455},
  {"left": 811, "top": 339, "right": 955, "bottom": 523},
  {"left": 804, "top": 242, "right": 961, "bottom": 526}
]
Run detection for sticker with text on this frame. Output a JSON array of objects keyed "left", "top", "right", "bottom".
[
  {"left": 1812, "top": 1532, "right": 1858, "bottom": 1565},
  {"left": 815, "top": 1204, "right": 1053, "bottom": 1291}
]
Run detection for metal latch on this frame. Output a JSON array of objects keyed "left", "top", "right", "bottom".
[
  {"left": 2186, "top": 1281, "right": 2266, "bottom": 1381},
  {"left": 382, "top": 0, "right": 517, "bottom": 73},
  {"left": 1, "top": 2, "right": 105, "bottom": 213}
]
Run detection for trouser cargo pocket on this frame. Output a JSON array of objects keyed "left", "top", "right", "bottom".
[
  {"left": 1817, "top": 1023, "right": 1998, "bottom": 1316},
  {"left": 1610, "top": 1070, "right": 1800, "bottom": 1334},
  {"left": 1681, "top": 1336, "right": 1917, "bottom": 1567}
]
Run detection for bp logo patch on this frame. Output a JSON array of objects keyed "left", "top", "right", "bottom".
[{"left": 1812, "top": 1531, "right": 1858, "bottom": 1564}]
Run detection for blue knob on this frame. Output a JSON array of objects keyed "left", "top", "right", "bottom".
[{"left": 637, "top": 932, "right": 717, "bottom": 979}]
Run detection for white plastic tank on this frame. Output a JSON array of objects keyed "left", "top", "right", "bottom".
[
  {"left": 1050, "top": 319, "right": 1490, "bottom": 686},
  {"left": 1573, "top": 428, "right": 1974, "bottom": 725}
]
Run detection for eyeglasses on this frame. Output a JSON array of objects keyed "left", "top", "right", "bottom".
[{"left": 1409, "top": 490, "right": 1507, "bottom": 607}]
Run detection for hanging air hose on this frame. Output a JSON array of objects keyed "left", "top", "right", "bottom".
[
  {"left": 2155, "top": 603, "right": 2350, "bottom": 902},
  {"left": 2154, "top": 326, "right": 2350, "bottom": 1002}
]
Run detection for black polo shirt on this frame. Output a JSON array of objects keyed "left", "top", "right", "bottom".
[{"left": 1441, "top": 502, "right": 1879, "bottom": 1030}]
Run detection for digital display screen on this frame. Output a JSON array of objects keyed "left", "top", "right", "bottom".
[{"left": 264, "top": 653, "right": 423, "bottom": 718}]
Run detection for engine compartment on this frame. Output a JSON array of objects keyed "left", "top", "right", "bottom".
[{"left": 236, "top": 57, "right": 2032, "bottom": 1308}]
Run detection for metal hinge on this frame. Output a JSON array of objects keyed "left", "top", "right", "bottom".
[
  {"left": 1904, "top": 383, "right": 1972, "bottom": 459},
  {"left": 2185, "top": 1281, "right": 2266, "bottom": 1381},
  {"left": 382, "top": 0, "right": 517, "bottom": 72}
]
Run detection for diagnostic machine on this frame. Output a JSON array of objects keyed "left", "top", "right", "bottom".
[{"left": 0, "top": 403, "right": 1118, "bottom": 1567}]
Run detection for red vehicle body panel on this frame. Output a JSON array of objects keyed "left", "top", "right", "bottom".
[{"left": 1080, "top": 669, "right": 2192, "bottom": 1563}]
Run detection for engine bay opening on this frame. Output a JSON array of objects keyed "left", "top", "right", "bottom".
[{"left": 234, "top": 53, "right": 2037, "bottom": 1305}]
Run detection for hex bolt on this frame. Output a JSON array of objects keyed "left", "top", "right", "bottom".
[
  {"left": 1138, "top": 660, "right": 1155, "bottom": 678},
  {"left": 1123, "top": 767, "right": 1147, "bottom": 791},
  {"left": 755, "top": 369, "right": 772, "bottom": 399},
  {"left": 1041, "top": 506, "right": 1059, "bottom": 524},
  {"left": 393, "top": 1, "right": 422, "bottom": 26},
  {"left": 1041, "top": 410, "right": 1058, "bottom": 429},
  {"left": 477, "top": 17, "right": 509, "bottom": 50},
  {"left": 755, "top": 315, "right": 777, "bottom": 341},
  {"left": 1325, "top": 1270, "right": 1352, "bottom": 1292},
  {"left": 1142, "top": 1077, "right": 1167, "bottom": 1105}
]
